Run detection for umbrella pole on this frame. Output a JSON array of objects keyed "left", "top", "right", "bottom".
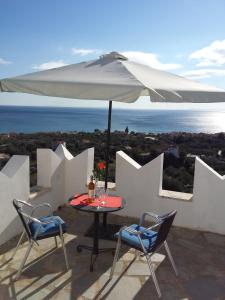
[{"left": 104, "top": 100, "right": 112, "bottom": 191}]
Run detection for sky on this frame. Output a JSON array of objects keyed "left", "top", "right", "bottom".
[{"left": 0, "top": 0, "right": 225, "bottom": 110}]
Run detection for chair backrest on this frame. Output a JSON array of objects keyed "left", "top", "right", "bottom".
[
  {"left": 13, "top": 199, "right": 32, "bottom": 240},
  {"left": 151, "top": 210, "right": 177, "bottom": 252}
]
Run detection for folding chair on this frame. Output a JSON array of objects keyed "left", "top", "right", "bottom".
[
  {"left": 12, "top": 199, "right": 69, "bottom": 280},
  {"left": 110, "top": 210, "right": 178, "bottom": 298}
]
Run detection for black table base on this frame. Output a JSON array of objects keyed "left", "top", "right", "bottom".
[
  {"left": 71, "top": 197, "right": 125, "bottom": 272},
  {"left": 85, "top": 223, "right": 122, "bottom": 241},
  {"left": 76, "top": 212, "right": 118, "bottom": 272},
  {"left": 76, "top": 244, "right": 115, "bottom": 272}
]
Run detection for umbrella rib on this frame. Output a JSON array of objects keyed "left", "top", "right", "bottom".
[
  {"left": 147, "top": 87, "right": 166, "bottom": 100},
  {"left": 169, "top": 90, "right": 182, "bottom": 99}
]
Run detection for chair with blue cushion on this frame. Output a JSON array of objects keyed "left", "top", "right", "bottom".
[
  {"left": 109, "top": 210, "right": 178, "bottom": 298},
  {"left": 12, "top": 199, "right": 69, "bottom": 279}
]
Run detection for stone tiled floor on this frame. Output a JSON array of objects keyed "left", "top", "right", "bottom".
[{"left": 0, "top": 207, "right": 225, "bottom": 300}]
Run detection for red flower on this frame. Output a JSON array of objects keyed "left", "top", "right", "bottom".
[{"left": 98, "top": 162, "right": 106, "bottom": 170}]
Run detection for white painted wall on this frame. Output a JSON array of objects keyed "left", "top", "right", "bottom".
[
  {"left": 116, "top": 151, "right": 225, "bottom": 235},
  {"left": 115, "top": 151, "right": 163, "bottom": 218},
  {"left": 55, "top": 145, "right": 94, "bottom": 199},
  {"left": 0, "top": 145, "right": 94, "bottom": 246},
  {"left": 0, "top": 155, "right": 30, "bottom": 245},
  {"left": 1, "top": 145, "right": 225, "bottom": 246},
  {"left": 37, "top": 148, "right": 62, "bottom": 188},
  {"left": 193, "top": 157, "right": 225, "bottom": 234},
  {"left": 35, "top": 145, "right": 94, "bottom": 208}
]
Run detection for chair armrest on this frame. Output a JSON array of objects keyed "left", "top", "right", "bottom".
[
  {"left": 145, "top": 222, "right": 162, "bottom": 232},
  {"left": 139, "top": 211, "right": 161, "bottom": 227},
  {"left": 118, "top": 225, "right": 141, "bottom": 236},
  {"left": 118, "top": 225, "right": 154, "bottom": 254},
  {"left": 22, "top": 213, "right": 60, "bottom": 226},
  {"left": 31, "top": 203, "right": 53, "bottom": 217},
  {"left": 14, "top": 199, "right": 33, "bottom": 208},
  {"left": 20, "top": 211, "right": 42, "bottom": 224}
]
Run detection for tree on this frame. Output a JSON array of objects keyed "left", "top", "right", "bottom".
[{"left": 125, "top": 126, "right": 129, "bottom": 134}]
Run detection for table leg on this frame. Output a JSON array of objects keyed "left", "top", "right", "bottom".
[
  {"left": 76, "top": 212, "right": 115, "bottom": 272},
  {"left": 93, "top": 213, "right": 99, "bottom": 254},
  {"left": 103, "top": 212, "right": 107, "bottom": 227}
]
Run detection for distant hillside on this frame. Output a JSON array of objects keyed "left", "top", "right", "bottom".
[{"left": 1, "top": 131, "right": 225, "bottom": 193}]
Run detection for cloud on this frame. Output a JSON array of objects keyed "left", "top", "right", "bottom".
[
  {"left": 189, "top": 40, "right": 225, "bottom": 67},
  {"left": 122, "top": 51, "right": 182, "bottom": 70},
  {"left": 32, "top": 60, "right": 67, "bottom": 70},
  {"left": 72, "top": 48, "right": 102, "bottom": 56},
  {"left": 0, "top": 58, "right": 12, "bottom": 65},
  {"left": 71, "top": 48, "right": 182, "bottom": 70},
  {"left": 181, "top": 68, "right": 225, "bottom": 80}
]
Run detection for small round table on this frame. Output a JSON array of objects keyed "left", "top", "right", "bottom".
[{"left": 69, "top": 194, "right": 125, "bottom": 272}]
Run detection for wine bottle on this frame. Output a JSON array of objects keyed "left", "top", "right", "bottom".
[{"left": 88, "top": 175, "right": 95, "bottom": 199}]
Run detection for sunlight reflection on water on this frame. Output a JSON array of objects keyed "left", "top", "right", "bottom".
[
  {"left": 208, "top": 112, "right": 225, "bottom": 132},
  {"left": 172, "top": 111, "right": 225, "bottom": 133}
]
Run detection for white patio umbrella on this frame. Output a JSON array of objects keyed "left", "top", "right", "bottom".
[{"left": 1, "top": 51, "right": 225, "bottom": 188}]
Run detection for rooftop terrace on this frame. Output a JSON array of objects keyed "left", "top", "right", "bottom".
[
  {"left": 0, "top": 208, "right": 225, "bottom": 300},
  {"left": 0, "top": 144, "right": 225, "bottom": 299}
]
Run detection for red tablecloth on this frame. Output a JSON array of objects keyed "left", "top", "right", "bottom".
[{"left": 70, "top": 194, "right": 122, "bottom": 208}]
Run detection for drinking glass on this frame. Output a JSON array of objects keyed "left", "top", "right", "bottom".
[
  {"left": 100, "top": 189, "right": 108, "bottom": 206},
  {"left": 96, "top": 187, "right": 104, "bottom": 209},
  {"left": 95, "top": 186, "right": 100, "bottom": 198}
]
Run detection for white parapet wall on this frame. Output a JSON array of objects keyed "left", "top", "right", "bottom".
[
  {"left": 34, "top": 144, "right": 94, "bottom": 210},
  {"left": 116, "top": 151, "right": 225, "bottom": 235},
  {"left": 55, "top": 144, "right": 94, "bottom": 199},
  {"left": 37, "top": 148, "right": 62, "bottom": 188},
  {"left": 0, "top": 155, "right": 30, "bottom": 245},
  {"left": 1, "top": 145, "right": 225, "bottom": 246},
  {"left": 0, "top": 145, "right": 94, "bottom": 246},
  {"left": 115, "top": 151, "right": 163, "bottom": 218},
  {"left": 192, "top": 157, "right": 225, "bottom": 234}
]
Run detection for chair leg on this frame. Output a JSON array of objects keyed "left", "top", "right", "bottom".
[
  {"left": 109, "top": 235, "right": 121, "bottom": 280},
  {"left": 60, "top": 232, "right": 69, "bottom": 270},
  {"left": 164, "top": 241, "right": 178, "bottom": 276},
  {"left": 54, "top": 236, "right": 58, "bottom": 248},
  {"left": 15, "top": 240, "right": 33, "bottom": 280},
  {"left": 11, "top": 231, "right": 25, "bottom": 259},
  {"left": 146, "top": 254, "right": 162, "bottom": 298}
]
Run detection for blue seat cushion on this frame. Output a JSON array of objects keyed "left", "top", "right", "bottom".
[
  {"left": 29, "top": 215, "right": 67, "bottom": 239},
  {"left": 115, "top": 224, "right": 157, "bottom": 252}
]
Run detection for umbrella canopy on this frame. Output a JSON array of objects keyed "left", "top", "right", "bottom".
[
  {"left": 1, "top": 51, "right": 225, "bottom": 103},
  {"left": 1, "top": 51, "right": 225, "bottom": 190}
]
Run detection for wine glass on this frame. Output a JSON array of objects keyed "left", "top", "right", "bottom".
[
  {"left": 96, "top": 187, "right": 104, "bottom": 209},
  {"left": 100, "top": 189, "right": 108, "bottom": 206},
  {"left": 95, "top": 186, "right": 100, "bottom": 199}
]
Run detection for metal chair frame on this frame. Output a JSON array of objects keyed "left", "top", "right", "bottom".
[
  {"left": 109, "top": 211, "right": 178, "bottom": 298},
  {"left": 12, "top": 199, "right": 69, "bottom": 280}
]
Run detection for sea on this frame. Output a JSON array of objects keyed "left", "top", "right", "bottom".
[{"left": 0, "top": 105, "right": 225, "bottom": 134}]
